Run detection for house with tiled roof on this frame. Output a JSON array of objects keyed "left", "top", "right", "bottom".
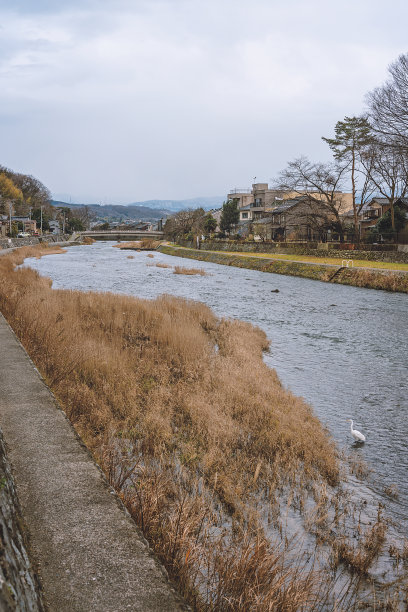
[
  {"left": 251, "top": 196, "right": 337, "bottom": 241},
  {"left": 359, "top": 197, "right": 408, "bottom": 240}
]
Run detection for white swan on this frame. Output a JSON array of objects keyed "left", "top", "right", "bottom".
[{"left": 347, "top": 419, "right": 366, "bottom": 442}]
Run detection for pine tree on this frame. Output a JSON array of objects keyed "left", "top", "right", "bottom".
[{"left": 322, "top": 116, "right": 373, "bottom": 237}]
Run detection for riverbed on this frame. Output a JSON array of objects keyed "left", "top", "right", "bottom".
[{"left": 24, "top": 241, "right": 408, "bottom": 537}]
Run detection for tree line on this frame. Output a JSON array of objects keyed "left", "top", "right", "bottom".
[{"left": 0, "top": 165, "right": 94, "bottom": 235}]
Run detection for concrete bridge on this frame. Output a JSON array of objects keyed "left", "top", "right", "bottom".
[{"left": 79, "top": 230, "right": 164, "bottom": 241}]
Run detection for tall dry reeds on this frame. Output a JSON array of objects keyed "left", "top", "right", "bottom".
[
  {"left": 81, "top": 236, "right": 95, "bottom": 245},
  {"left": 0, "top": 244, "right": 398, "bottom": 610}
]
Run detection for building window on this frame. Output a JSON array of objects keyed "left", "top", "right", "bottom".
[{"left": 242, "top": 212, "right": 248, "bottom": 219}]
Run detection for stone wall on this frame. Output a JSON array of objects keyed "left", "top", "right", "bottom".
[
  {"left": 0, "top": 430, "right": 43, "bottom": 611},
  {"left": 177, "top": 240, "right": 408, "bottom": 264},
  {"left": 0, "top": 235, "right": 70, "bottom": 251}
]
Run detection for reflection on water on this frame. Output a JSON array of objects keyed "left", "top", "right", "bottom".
[{"left": 24, "top": 242, "right": 408, "bottom": 536}]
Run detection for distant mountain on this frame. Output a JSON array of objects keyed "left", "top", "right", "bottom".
[
  {"left": 51, "top": 201, "right": 171, "bottom": 222},
  {"left": 51, "top": 196, "right": 224, "bottom": 222},
  {"left": 126, "top": 196, "right": 224, "bottom": 212}
]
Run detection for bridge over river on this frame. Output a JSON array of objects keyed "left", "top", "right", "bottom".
[{"left": 79, "top": 229, "right": 164, "bottom": 240}]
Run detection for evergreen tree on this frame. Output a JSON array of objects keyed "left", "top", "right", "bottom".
[
  {"left": 376, "top": 205, "right": 406, "bottom": 241},
  {"left": 220, "top": 200, "right": 239, "bottom": 234},
  {"left": 322, "top": 116, "right": 374, "bottom": 236},
  {"left": 204, "top": 213, "right": 217, "bottom": 234}
]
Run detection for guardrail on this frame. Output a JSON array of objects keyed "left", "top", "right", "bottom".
[{"left": 80, "top": 230, "right": 164, "bottom": 235}]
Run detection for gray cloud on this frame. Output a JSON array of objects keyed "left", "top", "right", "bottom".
[{"left": 0, "top": 0, "right": 407, "bottom": 202}]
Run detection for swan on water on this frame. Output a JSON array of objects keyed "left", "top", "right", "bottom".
[{"left": 347, "top": 419, "right": 366, "bottom": 442}]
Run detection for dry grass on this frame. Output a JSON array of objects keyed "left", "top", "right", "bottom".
[
  {"left": 147, "top": 253, "right": 154, "bottom": 258},
  {"left": 0, "top": 244, "right": 399, "bottom": 610},
  {"left": 155, "top": 263, "right": 172, "bottom": 269},
  {"left": 114, "top": 239, "right": 162, "bottom": 251},
  {"left": 82, "top": 236, "right": 95, "bottom": 245},
  {"left": 113, "top": 241, "right": 141, "bottom": 249},
  {"left": 141, "top": 238, "right": 162, "bottom": 250},
  {"left": 174, "top": 266, "right": 207, "bottom": 276},
  {"left": 127, "top": 255, "right": 134, "bottom": 259}
]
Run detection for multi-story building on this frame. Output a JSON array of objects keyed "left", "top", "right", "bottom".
[
  {"left": 228, "top": 183, "right": 352, "bottom": 224},
  {"left": 228, "top": 184, "right": 286, "bottom": 222}
]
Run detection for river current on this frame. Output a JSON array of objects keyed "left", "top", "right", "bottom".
[{"left": 24, "top": 242, "right": 408, "bottom": 537}]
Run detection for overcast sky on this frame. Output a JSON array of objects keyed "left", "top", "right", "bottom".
[{"left": 0, "top": 0, "right": 407, "bottom": 203}]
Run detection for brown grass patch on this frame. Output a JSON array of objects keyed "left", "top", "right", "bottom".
[
  {"left": 0, "top": 244, "right": 398, "bottom": 609},
  {"left": 174, "top": 266, "right": 206, "bottom": 276},
  {"left": 147, "top": 253, "right": 154, "bottom": 258},
  {"left": 82, "top": 236, "right": 95, "bottom": 245},
  {"left": 113, "top": 241, "right": 141, "bottom": 249},
  {"left": 127, "top": 255, "right": 134, "bottom": 259},
  {"left": 114, "top": 239, "right": 162, "bottom": 251},
  {"left": 155, "top": 263, "right": 172, "bottom": 269}
]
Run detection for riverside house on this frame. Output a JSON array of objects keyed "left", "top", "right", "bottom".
[
  {"left": 251, "top": 196, "right": 340, "bottom": 241},
  {"left": 359, "top": 197, "right": 408, "bottom": 241},
  {"left": 228, "top": 181, "right": 353, "bottom": 240},
  {"left": 228, "top": 183, "right": 352, "bottom": 225}
]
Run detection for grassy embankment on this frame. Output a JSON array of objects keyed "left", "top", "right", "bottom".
[
  {"left": 159, "top": 245, "right": 408, "bottom": 293},
  {"left": 1, "top": 244, "right": 405, "bottom": 610}
]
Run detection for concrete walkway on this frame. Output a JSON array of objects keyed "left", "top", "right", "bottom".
[{"left": 0, "top": 313, "right": 187, "bottom": 611}]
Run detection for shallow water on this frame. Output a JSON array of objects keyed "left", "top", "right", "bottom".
[{"left": 25, "top": 242, "right": 408, "bottom": 537}]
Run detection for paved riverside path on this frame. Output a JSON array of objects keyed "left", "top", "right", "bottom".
[{"left": 0, "top": 313, "right": 187, "bottom": 612}]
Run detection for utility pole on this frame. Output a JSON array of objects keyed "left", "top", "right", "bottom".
[
  {"left": 40, "top": 206, "right": 43, "bottom": 234},
  {"left": 9, "top": 202, "right": 12, "bottom": 235}
]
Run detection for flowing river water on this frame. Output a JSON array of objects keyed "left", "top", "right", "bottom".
[{"left": 24, "top": 242, "right": 408, "bottom": 549}]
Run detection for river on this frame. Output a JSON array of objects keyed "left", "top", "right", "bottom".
[{"left": 24, "top": 241, "right": 408, "bottom": 538}]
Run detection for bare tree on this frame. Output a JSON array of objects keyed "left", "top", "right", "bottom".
[
  {"left": 361, "top": 140, "right": 408, "bottom": 230},
  {"left": 74, "top": 206, "right": 97, "bottom": 230},
  {"left": 366, "top": 53, "right": 408, "bottom": 148},
  {"left": 163, "top": 208, "right": 206, "bottom": 240},
  {"left": 275, "top": 157, "right": 350, "bottom": 241}
]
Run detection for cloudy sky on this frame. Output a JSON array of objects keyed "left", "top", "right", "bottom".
[{"left": 0, "top": 0, "right": 407, "bottom": 203}]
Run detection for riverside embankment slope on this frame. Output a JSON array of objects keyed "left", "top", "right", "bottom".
[
  {"left": 158, "top": 245, "right": 408, "bottom": 293},
  {"left": 0, "top": 313, "right": 186, "bottom": 611}
]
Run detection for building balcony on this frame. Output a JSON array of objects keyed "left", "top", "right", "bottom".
[{"left": 229, "top": 189, "right": 252, "bottom": 194}]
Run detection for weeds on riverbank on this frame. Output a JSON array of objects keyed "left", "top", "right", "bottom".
[{"left": 0, "top": 244, "right": 402, "bottom": 610}]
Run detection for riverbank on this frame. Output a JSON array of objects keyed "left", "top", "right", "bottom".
[
  {"left": 1, "top": 243, "right": 407, "bottom": 609},
  {"left": 0, "top": 247, "right": 186, "bottom": 611},
  {"left": 158, "top": 245, "right": 408, "bottom": 293}
]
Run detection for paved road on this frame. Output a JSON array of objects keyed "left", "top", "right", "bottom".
[{"left": 0, "top": 313, "right": 187, "bottom": 612}]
